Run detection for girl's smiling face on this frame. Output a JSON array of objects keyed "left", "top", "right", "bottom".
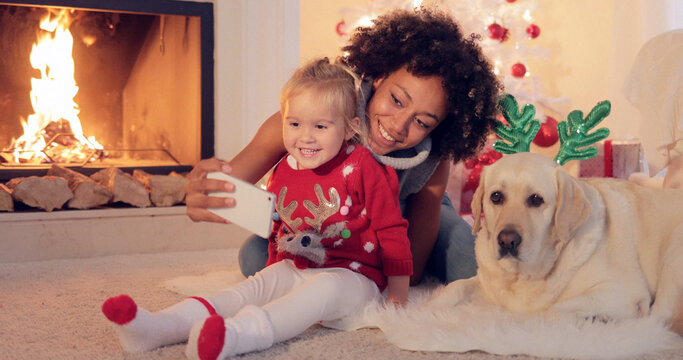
[
  {"left": 282, "top": 89, "right": 356, "bottom": 170},
  {"left": 365, "top": 67, "right": 449, "bottom": 155}
]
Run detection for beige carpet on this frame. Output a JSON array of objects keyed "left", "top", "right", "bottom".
[{"left": 1, "top": 248, "right": 681, "bottom": 360}]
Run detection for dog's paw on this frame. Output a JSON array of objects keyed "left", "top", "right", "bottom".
[
  {"left": 425, "top": 277, "right": 481, "bottom": 310},
  {"left": 635, "top": 298, "right": 651, "bottom": 317},
  {"left": 585, "top": 314, "right": 613, "bottom": 324}
]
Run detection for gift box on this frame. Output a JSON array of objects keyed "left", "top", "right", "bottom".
[
  {"left": 446, "top": 159, "right": 477, "bottom": 215},
  {"left": 447, "top": 140, "right": 501, "bottom": 215},
  {"left": 578, "top": 140, "right": 645, "bottom": 179}
]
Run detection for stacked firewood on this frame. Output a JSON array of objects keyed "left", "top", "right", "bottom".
[{"left": 0, "top": 165, "right": 188, "bottom": 212}]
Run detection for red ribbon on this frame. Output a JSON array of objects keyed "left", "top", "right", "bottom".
[{"left": 604, "top": 140, "right": 613, "bottom": 178}]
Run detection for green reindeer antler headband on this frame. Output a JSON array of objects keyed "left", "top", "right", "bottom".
[{"left": 493, "top": 94, "right": 611, "bottom": 165}]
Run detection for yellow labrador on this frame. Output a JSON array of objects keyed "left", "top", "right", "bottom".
[{"left": 430, "top": 152, "right": 683, "bottom": 334}]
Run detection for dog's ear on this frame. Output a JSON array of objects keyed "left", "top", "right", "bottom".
[
  {"left": 554, "top": 168, "right": 591, "bottom": 243},
  {"left": 471, "top": 166, "right": 487, "bottom": 234}
]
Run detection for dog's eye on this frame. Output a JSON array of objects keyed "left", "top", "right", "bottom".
[
  {"left": 527, "top": 194, "right": 544, "bottom": 207},
  {"left": 490, "top": 191, "right": 504, "bottom": 205}
]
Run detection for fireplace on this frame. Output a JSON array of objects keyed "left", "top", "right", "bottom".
[
  {"left": 0, "top": 0, "right": 214, "bottom": 181},
  {"left": 0, "top": 0, "right": 233, "bottom": 262}
]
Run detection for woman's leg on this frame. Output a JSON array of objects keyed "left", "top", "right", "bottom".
[
  {"left": 186, "top": 268, "right": 380, "bottom": 359},
  {"left": 424, "top": 194, "right": 478, "bottom": 283},
  {"left": 238, "top": 234, "right": 269, "bottom": 277},
  {"left": 102, "top": 261, "right": 301, "bottom": 353}
]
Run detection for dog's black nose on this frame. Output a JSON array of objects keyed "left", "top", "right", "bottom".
[
  {"left": 498, "top": 229, "right": 521, "bottom": 257},
  {"left": 301, "top": 235, "right": 311, "bottom": 247}
]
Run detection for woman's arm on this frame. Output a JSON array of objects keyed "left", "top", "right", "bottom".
[
  {"left": 185, "top": 112, "right": 287, "bottom": 223},
  {"left": 405, "top": 159, "right": 450, "bottom": 285},
  {"left": 227, "top": 112, "right": 287, "bottom": 183}
]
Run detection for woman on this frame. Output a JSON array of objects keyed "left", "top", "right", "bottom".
[{"left": 185, "top": 8, "right": 502, "bottom": 285}]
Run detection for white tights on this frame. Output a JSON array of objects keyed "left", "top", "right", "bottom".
[
  {"left": 206, "top": 259, "right": 381, "bottom": 342},
  {"left": 103, "top": 260, "right": 380, "bottom": 354}
]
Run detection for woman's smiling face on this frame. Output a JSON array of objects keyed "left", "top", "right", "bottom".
[{"left": 365, "top": 67, "right": 449, "bottom": 155}]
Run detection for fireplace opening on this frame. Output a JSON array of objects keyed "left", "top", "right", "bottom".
[{"left": 0, "top": 0, "right": 214, "bottom": 181}]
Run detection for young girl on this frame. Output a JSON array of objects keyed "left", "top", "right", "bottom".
[
  {"left": 186, "top": 8, "right": 502, "bottom": 285},
  {"left": 102, "top": 58, "right": 412, "bottom": 358}
]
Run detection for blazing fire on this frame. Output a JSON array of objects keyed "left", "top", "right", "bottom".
[{"left": 6, "top": 9, "right": 102, "bottom": 164}]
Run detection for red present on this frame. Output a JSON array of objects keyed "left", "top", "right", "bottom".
[
  {"left": 578, "top": 140, "right": 644, "bottom": 179},
  {"left": 447, "top": 141, "right": 502, "bottom": 214}
]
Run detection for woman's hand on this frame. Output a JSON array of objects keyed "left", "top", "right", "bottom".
[{"left": 184, "top": 158, "right": 236, "bottom": 224}]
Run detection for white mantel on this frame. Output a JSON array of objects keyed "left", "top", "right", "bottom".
[{"left": 0, "top": 207, "right": 250, "bottom": 262}]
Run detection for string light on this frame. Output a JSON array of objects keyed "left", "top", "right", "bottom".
[
  {"left": 523, "top": 9, "right": 532, "bottom": 22},
  {"left": 493, "top": 59, "right": 502, "bottom": 75},
  {"left": 357, "top": 16, "right": 373, "bottom": 27}
]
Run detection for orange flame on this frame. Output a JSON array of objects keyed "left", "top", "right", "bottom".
[{"left": 9, "top": 9, "right": 102, "bottom": 164}]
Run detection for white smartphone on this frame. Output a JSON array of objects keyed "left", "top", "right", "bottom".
[{"left": 206, "top": 172, "right": 275, "bottom": 238}]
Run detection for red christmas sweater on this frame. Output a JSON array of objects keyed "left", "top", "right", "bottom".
[{"left": 265, "top": 144, "right": 413, "bottom": 291}]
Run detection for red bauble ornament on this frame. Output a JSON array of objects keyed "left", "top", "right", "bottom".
[
  {"left": 487, "top": 23, "right": 509, "bottom": 42},
  {"left": 511, "top": 63, "right": 527, "bottom": 78},
  {"left": 526, "top": 24, "right": 541, "bottom": 39},
  {"left": 463, "top": 149, "right": 503, "bottom": 192},
  {"left": 533, "top": 116, "right": 559, "bottom": 147},
  {"left": 335, "top": 20, "right": 347, "bottom": 36},
  {"left": 496, "top": 113, "right": 508, "bottom": 127}
]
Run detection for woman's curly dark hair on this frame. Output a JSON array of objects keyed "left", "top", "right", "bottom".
[{"left": 340, "top": 8, "right": 502, "bottom": 163}]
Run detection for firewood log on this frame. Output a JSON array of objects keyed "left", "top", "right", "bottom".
[
  {"left": 91, "top": 167, "right": 151, "bottom": 208},
  {"left": 0, "top": 183, "right": 13, "bottom": 212},
  {"left": 47, "top": 165, "right": 113, "bottom": 209},
  {"left": 5, "top": 176, "right": 73, "bottom": 212},
  {"left": 133, "top": 169, "right": 188, "bottom": 207}
]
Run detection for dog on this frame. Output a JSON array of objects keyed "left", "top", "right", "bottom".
[{"left": 429, "top": 152, "right": 683, "bottom": 334}]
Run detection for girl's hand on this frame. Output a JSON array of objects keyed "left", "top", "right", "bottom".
[
  {"left": 185, "top": 158, "right": 236, "bottom": 223},
  {"left": 386, "top": 275, "right": 410, "bottom": 307}
]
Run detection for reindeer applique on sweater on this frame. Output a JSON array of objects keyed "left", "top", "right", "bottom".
[
  {"left": 275, "top": 184, "right": 347, "bottom": 266},
  {"left": 265, "top": 144, "right": 413, "bottom": 291}
]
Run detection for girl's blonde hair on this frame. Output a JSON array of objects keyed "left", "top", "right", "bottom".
[{"left": 280, "top": 58, "right": 361, "bottom": 141}]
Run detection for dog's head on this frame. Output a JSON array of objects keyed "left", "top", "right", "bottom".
[{"left": 471, "top": 153, "right": 591, "bottom": 278}]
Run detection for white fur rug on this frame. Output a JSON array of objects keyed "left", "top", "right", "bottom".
[{"left": 166, "top": 271, "right": 683, "bottom": 359}]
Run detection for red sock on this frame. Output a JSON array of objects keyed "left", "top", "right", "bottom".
[
  {"left": 102, "top": 294, "right": 137, "bottom": 325},
  {"left": 197, "top": 314, "right": 226, "bottom": 360}
]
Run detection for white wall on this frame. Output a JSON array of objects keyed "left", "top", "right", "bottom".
[
  {"left": 184, "top": 0, "right": 300, "bottom": 161},
  {"left": 609, "top": 0, "right": 682, "bottom": 141}
]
